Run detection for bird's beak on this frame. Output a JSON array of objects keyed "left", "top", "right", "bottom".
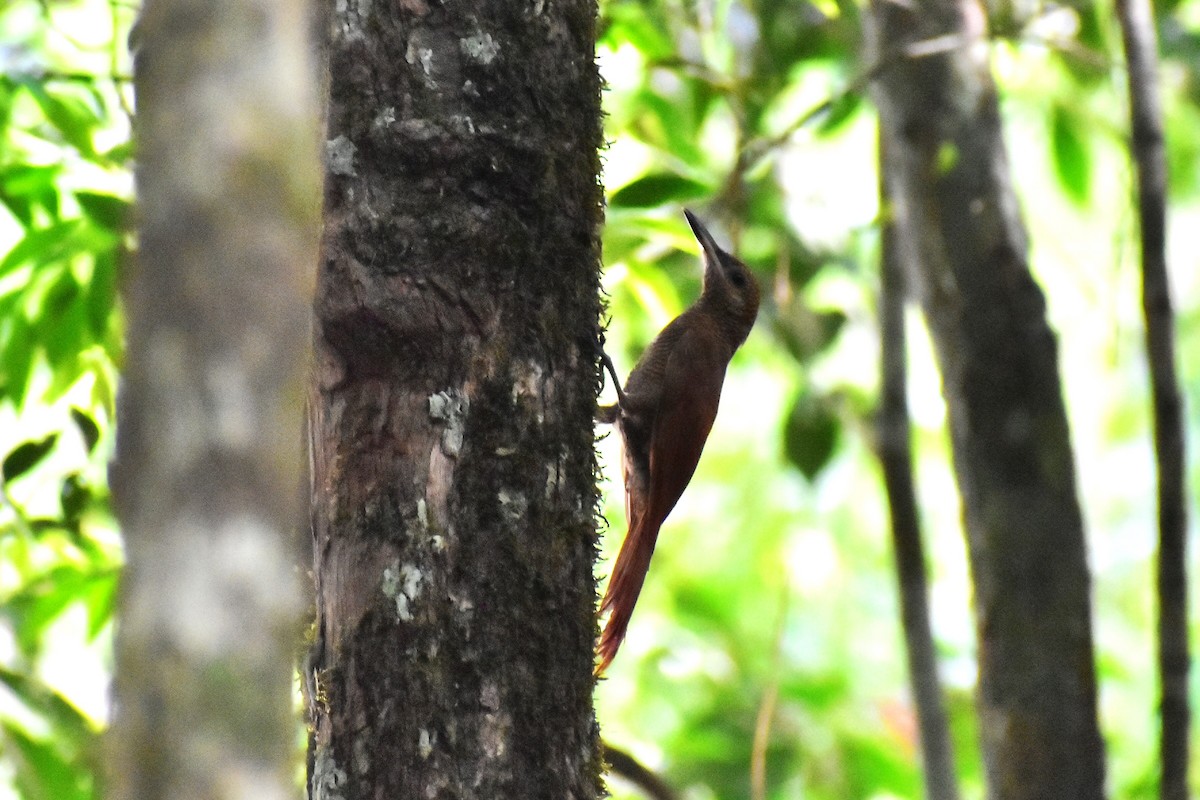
[{"left": 684, "top": 209, "right": 722, "bottom": 266}]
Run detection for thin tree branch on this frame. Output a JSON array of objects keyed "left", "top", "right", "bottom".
[
  {"left": 737, "top": 15, "right": 1112, "bottom": 180},
  {"left": 750, "top": 583, "right": 789, "bottom": 800},
  {"left": 604, "top": 743, "right": 680, "bottom": 800},
  {"left": 1114, "top": 0, "right": 1190, "bottom": 797},
  {"left": 10, "top": 70, "right": 134, "bottom": 84},
  {"left": 740, "top": 33, "right": 968, "bottom": 175},
  {"left": 875, "top": 132, "right": 961, "bottom": 800}
]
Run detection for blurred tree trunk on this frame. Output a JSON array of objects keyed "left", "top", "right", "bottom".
[
  {"left": 304, "top": 2, "right": 605, "bottom": 798},
  {"left": 876, "top": 137, "right": 960, "bottom": 800},
  {"left": 109, "top": 1, "right": 320, "bottom": 798},
  {"left": 1113, "top": 0, "right": 1190, "bottom": 796},
  {"left": 868, "top": 2, "right": 1106, "bottom": 798}
]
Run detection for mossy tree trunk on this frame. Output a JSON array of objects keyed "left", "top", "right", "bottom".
[
  {"left": 869, "top": 1, "right": 1106, "bottom": 797},
  {"left": 305, "top": 2, "right": 605, "bottom": 798},
  {"left": 109, "top": 1, "right": 321, "bottom": 798}
]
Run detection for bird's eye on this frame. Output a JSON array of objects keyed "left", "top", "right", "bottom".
[{"left": 729, "top": 271, "right": 747, "bottom": 288}]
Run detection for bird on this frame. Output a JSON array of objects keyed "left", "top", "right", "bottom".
[{"left": 595, "top": 209, "right": 760, "bottom": 674}]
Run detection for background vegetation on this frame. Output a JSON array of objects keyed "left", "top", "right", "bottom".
[
  {"left": 0, "top": 2, "right": 130, "bottom": 797},
  {"left": 0, "top": 0, "right": 1196, "bottom": 798}
]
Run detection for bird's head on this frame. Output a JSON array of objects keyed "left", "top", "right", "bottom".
[{"left": 685, "top": 209, "right": 760, "bottom": 344}]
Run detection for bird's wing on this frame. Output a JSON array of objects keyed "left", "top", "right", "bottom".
[
  {"left": 596, "top": 329, "right": 726, "bottom": 673},
  {"left": 642, "top": 330, "right": 725, "bottom": 525}
]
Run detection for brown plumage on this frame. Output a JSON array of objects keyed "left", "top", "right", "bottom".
[{"left": 595, "top": 210, "right": 760, "bottom": 674}]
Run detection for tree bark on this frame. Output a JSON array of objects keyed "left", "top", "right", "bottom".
[
  {"left": 876, "top": 135, "right": 960, "bottom": 800},
  {"left": 1113, "top": 0, "right": 1190, "bottom": 796},
  {"left": 868, "top": 2, "right": 1106, "bottom": 797},
  {"left": 305, "top": 2, "right": 605, "bottom": 798},
  {"left": 109, "top": 1, "right": 320, "bottom": 798}
]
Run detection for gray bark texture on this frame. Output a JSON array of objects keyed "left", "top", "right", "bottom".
[
  {"left": 305, "top": 1, "right": 605, "bottom": 799},
  {"left": 868, "top": 1, "right": 1107, "bottom": 797},
  {"left": 109, "top": 1, "right": 321, "bottom": 798}
]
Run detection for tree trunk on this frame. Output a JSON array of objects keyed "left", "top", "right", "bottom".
[
  {"left": 876, "top": 136, "right": 960, "bottom": 800},
  {"left": 109, "top": 1, "right": 321, "bottom": 798},
  {"left": 868, "top": 2, "right": 1106, "bottom": 797},
  {"left": 1113, "top": 0, "right": 1190, "bottom": 795},
  {"left": 305, "top": 2, "right": 605, "bottom": 798}
]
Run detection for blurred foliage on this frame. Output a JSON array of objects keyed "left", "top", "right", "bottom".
[
  {"left": 2, "top": 0, "right": 1200, "bottom": 798},
  {"left": 595, "top": 1, "right": 1200, "bottom": 800},
  {"left": 0, "top": 0, "right": 132, "bottom": 797}
]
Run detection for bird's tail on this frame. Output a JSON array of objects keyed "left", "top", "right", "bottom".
[{"left": 595, "top": 509, "right": 660, "bottom": 675}]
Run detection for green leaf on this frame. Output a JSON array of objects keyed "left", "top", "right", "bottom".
[
  {"left": 60, "top": 473, "right": 91, "bottom": 528},
  {"left": 600, "top": 2, "right": 674, "bottom": 59},
  {"left": 82, "top": 570, "right": 119, "bottom": 640},
  {"left": 0, "top": 164, "right": 62, "bottom": 227},
  {"left": 0, "top": 310, "right": 35, "bottom": 403},
  {"left": 70, "top": 408, "right": 101, "bottom": 453},
  {"left": 844, "top": 728, "right": 920, "bottom": 795},
  {"left": 3, "top": 435, "right": 59, "bottom": 483},
  {"left": 816, "top": 91, "right": 862, "bottom": 137},
  {"left": 3, "top": 723, "right": 90, "bottom": 800},
  {"left": 783, "top": 392, "right": 838, "bottom": 480},
  {"left": 87, "top": 248, "right": 120, "bottom": 340},
  {"left": 0, "top": 668, "right": 97, "bottom": 745},
  {"left": 40, "top": 269, "right": 88, "bottom": 369},
  {"left": 1051, "top": 102, "right": 1091, "bottom": 205},
  {"left": 936, "top": 141, "right": 959, "bottom": 174},
  {"left": 610, "top": 172, "right": 711, "bottom": 209},
  {"left": 22, "top": 81, "right": 100, "bottom": 158},
  {"left": 75, "top": 191, "right": 130, "bottom": 232},
  {"left": 635, "top": 90, "right": 707, "bottom": 164},
  {"left": 4, "top": 565, "right": 93, "bottom": 656},
  {"left": 781, "top": 670, "right": 851, "bottom": 710},
  {"left": 1075, "top": 2, "right": 1106, "bottom": 52},
  {"left": 774, "top": 299, "right": 845, "bottom": 363},
  {"left": 100, "top": 139, "right": 136, "bottom": 164},
  {"left": 0, "top": 219, "right": 89, "bottom": 281},
  {"left": 1164, "top": 101, "right": 1200, "bottom": 197},
  {"left": 0, "top": 669, "right": 98, "bottom": 800}
]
